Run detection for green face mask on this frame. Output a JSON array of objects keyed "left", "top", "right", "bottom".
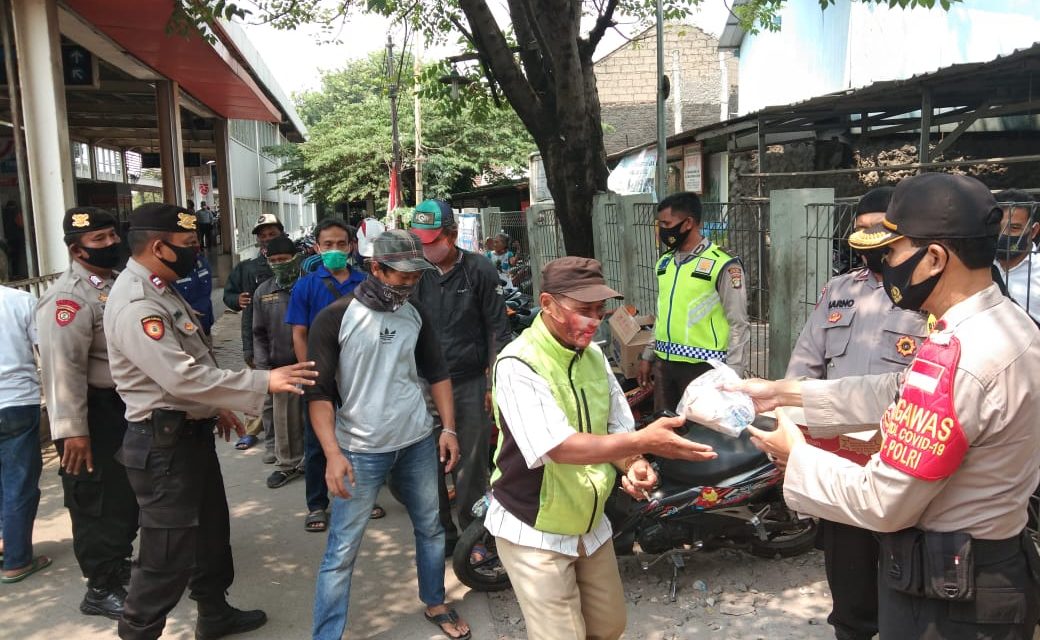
[
  {"left": 270, "top": 255, "right": 301, "bottom": 285},
  {"left": 320, "top": 249, "right": 349, "bottom": 271}
]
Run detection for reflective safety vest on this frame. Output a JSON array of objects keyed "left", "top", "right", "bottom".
[
  {"left": 654, "top": 243, "right": 735, "bottom": 364},
  {"left": 490, "top": 314, "right": 616, "bottom": 535}
]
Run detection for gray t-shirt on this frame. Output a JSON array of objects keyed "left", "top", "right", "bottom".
[{"left": 306, "top": 294, "right": 449, "bottom": 453}]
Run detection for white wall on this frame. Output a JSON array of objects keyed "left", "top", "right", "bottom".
[{"left": 736, "top": 0, "right": 1040, "bottom": 115}]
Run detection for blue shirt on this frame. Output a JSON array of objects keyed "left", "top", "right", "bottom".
[
  {"left": 285, "top": 265, "right": 365, "bottom": 328},
  {"left": 173, "top": 255, "right": 215, "bottom": 333}
]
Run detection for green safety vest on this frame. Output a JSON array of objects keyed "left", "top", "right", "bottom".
[
  {"left": 490, "top": 314, "right": 616, "bottom": 535},
  {"left": 654, "top": 243, "right": 735, "bottom": 364}
]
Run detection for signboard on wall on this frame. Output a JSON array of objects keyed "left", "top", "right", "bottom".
[
  {"left": 684, "top": 143, "right": 703, "bottom": 194},
  {"left": 607, "top": 147, "right": 656, "bottom": 197},
  {"left": 62, "top": 44, "right": 99, "bottom": 89}
]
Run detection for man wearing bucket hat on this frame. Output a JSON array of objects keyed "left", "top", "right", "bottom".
[
  {"left": 487, "top": 256, "right": 719, "bottom": 640},
  {"left": 734, "top": 173, "right": 1040, "bottom": 637},
  {"left": 306, "top": 229, "right": 467, "bottom": 640}
]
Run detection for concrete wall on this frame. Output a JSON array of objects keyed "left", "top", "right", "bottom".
[{"left": 595, "top": 23, "right": 738, "bottom": 154}]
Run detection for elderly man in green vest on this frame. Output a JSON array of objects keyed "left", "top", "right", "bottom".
[
  {"left": 488, "top": 256, "right": 717, "bottom": 640},
  {"left": 637, "top": 191, "right": 750, "bottom": 410}
]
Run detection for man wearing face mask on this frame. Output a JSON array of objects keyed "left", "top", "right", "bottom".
[
  {"left": 285, "top": 217, "right": 368, "bottom": 532},
  {"left": 306, "top": 229, "right": 469, "bottom": 640},
  {"left": 993, "top": 189, "right": 1040, "bottom": 323},
  {"left": 488, "top": 257, "right": 719, "bottom": 640},
  {"left": 410, "top": 199, "right": 512, "bottom": 555},
  {"left": 733, "top": 173, "right": 1040, "bottom": 638},
  {"left": 637, "top": 191, "right": 750, "bottom": 410},
  {"left": 103, "top": 203, "right": 319, "bottom": 640},
  {"left": 36, "top": 207, "right": 139, "bottom": 619},
  {"left": 784, "top": 187, "right": 930, "bottom": 640},
  {"left": 252, "top": 235, "right": 306, "bottom": 489}
]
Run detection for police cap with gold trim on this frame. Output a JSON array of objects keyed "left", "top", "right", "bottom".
[
  {"left": 849, "top": 174, "right": 1001, "bottom": 250},
  {"left": 62, "top": 206, "right": 117, "bottom": 240},
  {"left": 129, "top": 202, "right": 197, "bottom": 233}
]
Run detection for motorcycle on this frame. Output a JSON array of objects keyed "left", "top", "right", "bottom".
[
  {"left": 452, "top": 413, "right": 817, "bottom": 599},
  {"left": 502, "top": 283, "right": 538, "bottom": 337}
]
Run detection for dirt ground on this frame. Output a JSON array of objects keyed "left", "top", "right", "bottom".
[{"left": 485, "top": 546, "right": 837, "bottom": 640}]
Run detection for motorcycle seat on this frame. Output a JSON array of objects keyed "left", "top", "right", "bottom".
[{"left": 655, "top": 415, "right": 775, "bottom": 488}]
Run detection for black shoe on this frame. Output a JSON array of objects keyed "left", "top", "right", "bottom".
[
  {"left": 195, "top": 604, "right": 267, "bottom": 639},
  {"left": 80, "top": 584, "right": 127, "bottom": 620},
  {"left": 119, "top": 558, "right": 132, "bottom": 586}
]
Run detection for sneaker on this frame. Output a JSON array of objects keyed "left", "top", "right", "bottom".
[{"left": 266, "top": 468, "right": 302, "bottom": 489}]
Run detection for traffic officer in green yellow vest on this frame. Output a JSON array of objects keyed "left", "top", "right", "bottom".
[
  {"left": 488, "top": 257, "right": 718, "bottom": 640},
  {"left": 638, "top": 191, "right": 750, "bottom": 411}
]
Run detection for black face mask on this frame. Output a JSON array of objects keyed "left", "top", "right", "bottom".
[
  {"left": 79, "top": 243, "right": 121, "bottom": 269},
  {"left": 996, "top": 233, "right": 1030, "bottom": 259},
  {"left": 882, "top": 245, "right": 943, "bottom": 311},
  {"left": 858, "top": 249, "right": 886, "bottom": 274},
  {"left": 659, "top": 219, "right": 691, "bottom": 250},
  {"left": 160, "top": 241, "right": 198, "bottom": 279}
]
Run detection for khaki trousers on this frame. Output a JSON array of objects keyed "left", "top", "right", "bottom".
[
  {"left": 496, "top": 536, "right": 627, "bottom": 640},
  {"left": 272, "top": 391, "right": 305, "bottom": 471}
]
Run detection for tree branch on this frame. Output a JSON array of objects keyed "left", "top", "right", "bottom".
[
  {"left": 505, "top": 0, "right": 552, "bottom": 98},
  {"left": 583, "top": 0, "right": 620, "bottom": 53}
]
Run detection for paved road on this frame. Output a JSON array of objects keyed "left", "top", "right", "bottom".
[{"left": 0, "top": 296, "right": 496, "bottom": 640}]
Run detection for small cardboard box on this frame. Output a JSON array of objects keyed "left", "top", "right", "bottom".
[{"left": 609, "top": 307, "right": 655, "bottom": 380}]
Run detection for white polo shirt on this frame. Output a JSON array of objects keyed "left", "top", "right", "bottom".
[
  {"left": 0, "top": 285, "right": 39, "bottom": 408},
  {"left": 999, "top": 251, "right": 1040, "bottom": 323}
]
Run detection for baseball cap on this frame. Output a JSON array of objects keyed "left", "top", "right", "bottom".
[
  {"left": 410, "top": 199, "right": 455, "bottom": 244},
  {"left": 129, "top": 203, "right": 196, "bottom": 233},
  {"left": 252, "top": 213, "right": 284, "bottom": 234},
  {"left": 265, "top": 234, "right": 297, "bottom": 257},
  {"left": 63, "top": 206, "right": 117, "bottom": 239},
  {"left": 541, "top": 257, "right": 623, "bottom": 303},
  {"left": 372, "top": 229, "right": 435, "bottom": 272},
  {"left": 849, "top": 174, "right": 1002, "bottom": 250},
  {"left": 357, "top": 218, "right": 387, "bottom": 257}
]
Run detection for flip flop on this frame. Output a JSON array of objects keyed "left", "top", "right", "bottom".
[
  {"left": 234, "top": 435, "right": 258, "bottom": 450},
  {"left": 305, "top": 510, "right": 328, "bottom": 532},
  {"left": 1, "top": 556, "right": 52, "bottom": 584},
  {"left": 370, "top": 504, "right": 386, "bottom": 520},
  {"left": 424, "top": 608, "right": 471, "bottom": 640}
]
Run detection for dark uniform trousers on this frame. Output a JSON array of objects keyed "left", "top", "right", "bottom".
[
  {"left": 817, "top": 519, "right": 879, "bottom": 640},
  {"left": 436, "top": 373, "right": 492, "bottom": 541},
  {"left": 116, "top": 419, "right": 234, "bottom": 640},
  {"left": 652, "top": 359, "right": 712, "bottom": 412},
  {"left": 54, "top": 387, "right": 138, "bottom": 586},
  {"left": 878, "top": 532, "right": 1040, "bottom": 639}
]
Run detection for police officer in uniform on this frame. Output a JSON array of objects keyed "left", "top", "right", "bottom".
[
  {"left": 638, "top": 191, "right": 750, "bottom": 408},
  {"left": 738, "top": 173, "right": 1040, "bottom": 638},
  {"left": 785, "top": 187, "right": 930, "bottom": 640},
  {"left": 37, "top": 207, "right": 139, "bottom": 619},
  {"left": 104, "top": 203, "right": 317, "bottom": 640}
]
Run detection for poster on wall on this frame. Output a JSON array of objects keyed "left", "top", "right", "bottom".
[
  {"left": 457, "top": 213, "right": 481, "bottom": 252},
  {"left": 684, "top": 143, "right": 703, "bottom": 194},
  {"left": 191, "top": 176, "right": 214, "bottom": 209},
  {"left": 607, "top": 147, "right": 656, "bottom": 197}
]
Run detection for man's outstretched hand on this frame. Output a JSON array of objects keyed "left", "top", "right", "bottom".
[
  {"left": 269, "top": 361, "right": 319, "bottom": 394},
  {"left": 637, "top": 414, "right": 717, "bottom": 462}
]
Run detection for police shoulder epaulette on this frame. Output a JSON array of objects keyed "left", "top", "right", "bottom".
[{"left": 128, "top": 278, "right": 146, "bottom": 302}]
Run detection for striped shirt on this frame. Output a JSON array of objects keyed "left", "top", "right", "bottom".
[{"left": 486, "top": 352, "right": 634, "bottom": 556}]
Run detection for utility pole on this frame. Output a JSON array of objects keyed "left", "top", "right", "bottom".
[
  {"left": 414, "top": 33, "right": 424, "bottom": 204},
  {"left": 386, "top": 33, "right": 402, "bottom": 210},
  {"left": 655, "top": 0, "right": 667, "bottom": 199}
]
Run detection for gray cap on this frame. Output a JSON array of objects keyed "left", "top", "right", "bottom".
[{"left": 373, "top": 229, "right": 435, "bottom": 272}]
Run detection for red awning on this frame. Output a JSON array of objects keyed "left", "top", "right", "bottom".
[{"left": 64, "top": 0, "right": 281, "bottom": 122}]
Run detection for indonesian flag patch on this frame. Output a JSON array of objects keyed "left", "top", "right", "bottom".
[
  {"left": 141, "top": 315, "right": 165, "bottom": 341},
  {"left": 55, "top": 299, "right": 81, "bottom": 326}
]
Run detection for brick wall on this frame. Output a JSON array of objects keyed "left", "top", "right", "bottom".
[{"left": 595, "top": 23, "right": 738, "bottom": 154}]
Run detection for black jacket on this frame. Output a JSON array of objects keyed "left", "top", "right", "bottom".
[
  {"left": 222, "top": 255, "right": 273, "bottom": 360},
  {"left": 412, "top": 250, "right": 511, "bottom": 380}
]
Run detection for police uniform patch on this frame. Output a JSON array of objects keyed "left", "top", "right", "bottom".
[
  {"left": 98, "top": 293, "right": 108, "bottom": 304},
  {"left": 828, "top": 311, "right": 842, "bottom": 323},
  {"left": 896, "top": 335, "right": 917, "bottom": 357},
  {"left": 888, "top": 285, "right": 903, "bottom": 305},
  {"left": 728, "top": 265, "right": 742, "bottom": 289},
  {"left": 183, "top": 321, "right": 196, "bottom": 332},
  {"left": 693, "top": 258, "right": 716, "bottom": 276},
  {"left": 177, "top": 212, "right": 197, "bottom": 230},
  {"left": 142, "top": 316, "right": 165, "bottom": 340},
  {"left": 149, "top": 274, "right": 165, "bottom": 289},
  {"left": 55, "top": 299, "right": 81, "bottom": 326},
  {"left": 71, "top": 213, "right": 90, "bottom": 228},
  {"left": 88, "top": 274, "right": 105, "bottom": 289}
]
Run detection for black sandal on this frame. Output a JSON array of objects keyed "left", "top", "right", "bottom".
[
  {"left": 424, "top": 608, "right": 471, "bottom": 640},
  {"left": 370, "top": 504, "right": 386, "bottom": 519},
  {"left": 304, "top": 510, "right": 328, "bottom": 532}
]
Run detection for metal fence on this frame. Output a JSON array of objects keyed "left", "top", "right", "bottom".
[
  {"left": 799, "top": 203, "right": 857, "bottom": 327},
  {"left": 481, "top": 209, "right": 535, "bottom": 295},
  {"left": 6, "top": 271, "right": 62, "bottom": 297}
]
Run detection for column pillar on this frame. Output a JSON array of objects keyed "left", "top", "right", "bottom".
[
  {"left": 214, "top": 119, "right": 234, "bottom": 257},
  {"left": 156, "top": 80, "right": 186, "bottom": 205},
  {"left": 11, "top": 0, "right": 74, "bottom": 275}
]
